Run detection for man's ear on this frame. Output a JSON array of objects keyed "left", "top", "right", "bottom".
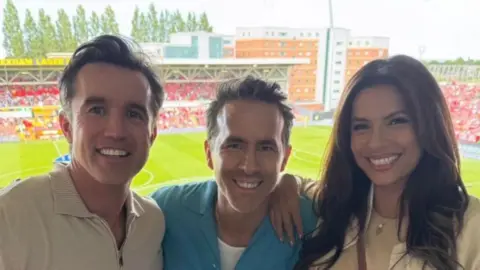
[
  {"left": 204, "top": 139, "right": 214, "bottom": 170},
  {"left": 59, "top": 111, "right": 73, "bottom": 144},
  {"left": 150, "top": 125, "right": 157, "bottom": 145},
  {"left": 280, "top": 145, "right": 292, "bottom": 172}
]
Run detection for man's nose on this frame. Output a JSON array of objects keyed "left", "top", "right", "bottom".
[
  {"left": 239, "top": 148, "right": 260, "bottom": 175},
  {"left": 103, "top": 114, "right": 127, "bottom": 140}
]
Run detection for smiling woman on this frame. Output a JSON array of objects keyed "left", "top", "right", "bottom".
[{"left": 294, "top": 55, "right": 480, "bottom": 270}]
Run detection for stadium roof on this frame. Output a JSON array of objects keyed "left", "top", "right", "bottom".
[{"left": 150, "top": 58, "right": 310, "bottom": 66}]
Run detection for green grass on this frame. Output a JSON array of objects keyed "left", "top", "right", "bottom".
[{"left": 1, "top": 126, "right": 480, "bottom": 197}]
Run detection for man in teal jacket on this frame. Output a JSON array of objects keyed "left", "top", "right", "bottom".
[{"left": 152, "top": 76, "right": 317, "bottom": 270}]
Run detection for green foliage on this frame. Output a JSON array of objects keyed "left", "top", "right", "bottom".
[{"left": 1, "top": 1, "right": 215, "bottom": 56}]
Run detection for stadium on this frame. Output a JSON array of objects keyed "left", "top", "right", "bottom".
[{"left": 1, "top": 55, "right": 480, "bottom": 197}]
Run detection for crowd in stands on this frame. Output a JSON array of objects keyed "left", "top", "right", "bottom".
[
  {"left": 164, "top": 82, "right": 217, "bottom": 101},
  {"left": 1, "top": 86, "right": 60, "bottom": 107},
  {"left": 441, "top": 82, "right": 480, "bottom": 143},
  {"left": 0, "top": 81, "right": 479, "bottom": 142},
  {"left": 157, "top": 107, "right": 206, "bottom": 130}
]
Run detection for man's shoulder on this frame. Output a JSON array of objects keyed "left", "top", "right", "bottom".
[
  {"left": 132, "top": 192, "right": 162, "bottom": 210},
  {"left": 0, "top": 173, "right": 51, "bottom": 206},
  {"left": 150, "top": 180, "right": 216, "bottom": 210}
]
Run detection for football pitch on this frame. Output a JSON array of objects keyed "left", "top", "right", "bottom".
[{"left": 1, "top": 126, "right": 480, "bottom": 197}]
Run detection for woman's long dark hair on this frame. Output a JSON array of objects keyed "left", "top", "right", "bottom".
[{"left": 295, "top": 55, "right": 469, "bottom": 270}]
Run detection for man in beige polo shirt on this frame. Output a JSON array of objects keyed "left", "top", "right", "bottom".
[{"left": 0, "top": 35, "right": 165, "bottom": 270}]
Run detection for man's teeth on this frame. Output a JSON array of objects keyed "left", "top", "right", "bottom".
[
  {"left": 99, "top": 148, "right": 128, "bottom": 157},
  {"left": 235, "top": 180, "right": 261, "bottom": 189},
  {"left": 369, "top": 155, "right": 399, "bottom": 166}
]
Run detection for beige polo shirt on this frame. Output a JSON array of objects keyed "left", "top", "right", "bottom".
[{"left": 0, "top": 163, "right": 165, "bottom": 270}]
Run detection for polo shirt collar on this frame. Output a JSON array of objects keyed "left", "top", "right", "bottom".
[
  {"left": 49, "top": 163, "right": 145, "bottom": 218},
  {"left": 183, "top": 180, "right": 218, "bottom": 215}
]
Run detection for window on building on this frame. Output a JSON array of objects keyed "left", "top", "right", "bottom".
[
  {"left": 335, "top": 71, "right": 341, "bottom": 75},
  {"left": 280, "top": 52, "right": 286, "bottom": 56},
  {"left": 336, "top": 51, "right": 342, "bottom": 56},
  {"left": 365, "top": 51, "right": 369, "bottom": 56},
  {"left": 336, "top": 41, "right": 343, "bottom": 46},
  {"left": 335, "top": 61, "right": 342, "bottom": 65},
  {"left": 279, "top": 32, "right": 287, "bottom": 36},
  {"left": 333, "top": 89, "right": 340, "bottom": 94},
  {"left": 365, "top": 41, "right": 370, "bottom": 46},
  {"left": 308, "top": 32, "right": 312, "bottom": 37},
  {"left": 316, "top": 32, "right": 320, "bottom": 37},
  {"left": 300, "top": 32, "right": 304, "bottom": 37},
  {"left": 334, "top": 80, "right": 340, "bottom": 84}
]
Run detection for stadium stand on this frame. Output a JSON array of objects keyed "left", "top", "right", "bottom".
[
  {"left": 1, "top": 81, "right": 480, "bottom": 143},
  {"left": 441, "top": 82, "right": 480, "bottom": 143},
  {"left": 0, "top": 56, "right": 478, "bottom": 144},
  {"left": 164, "top": 82, "right": 217, "bottom": 101}
]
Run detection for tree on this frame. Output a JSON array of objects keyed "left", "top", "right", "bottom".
[
  {"left": 186, "top": 12, "right": 195, "bottom": 32},
  {"left": 2, "top": 0, "right": 25, "bottom": 57},
  {"left": 23, "top": 9, "right": 42, "bottom": 57},
  {"left": 56, "top": 9, "right": 77, "bottom": 52},
  {"left": 130, "top": 6, "right": 142, "bottom": 42},
  {"left": 172, "top": 10, "right": 185, "bottom": 33},
  {"left": 138, "top": 12, "right": 149, "bottom": 42},
  {"left": 199, "top": 12, "right": 213, "bottom": 32},
  {"left": 163, "top": 10, "right": 173, "bottom": 41},
  {"left": 147, "top": 3, "right": 160, "bottom": 42},
  {"left": 101, "top": 5, "right": 119, "bottom": 35},
  {"left": 89, "top": 11, "right": 101, "bottom": 38},
  {"left": 38, "top": 9, "right": 59, "bottom": 55},
  {"left": 454, "top": 57, "right": 465, "bottom": 65},
  {"left": 158, "top": 10, "right": 167, "bottom": 42},
  {"left": 73, "top": 5, "right": 89, "bottom": 45}
]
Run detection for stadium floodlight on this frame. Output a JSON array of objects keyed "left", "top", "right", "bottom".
[{"left": 324, "top": 0, "right": 335, "bottom": 111}]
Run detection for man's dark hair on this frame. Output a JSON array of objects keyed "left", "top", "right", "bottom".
[
  {"left": 206, "top": 75, "right": 294, "bottom": 145},
  {"left": 59, "top": 34, "right": 164, "bottom": 119}
]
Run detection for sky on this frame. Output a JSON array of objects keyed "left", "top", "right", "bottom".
[{"left": 1, "top": 0, "right": 479, "bottom": 60}]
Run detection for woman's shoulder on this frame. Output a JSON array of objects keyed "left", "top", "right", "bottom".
[
  {"left": 456, "top": 195, "right": 480, "bottom": 269},
  {"left": 464, "top": 195, "right": 480, "bottom": 223}
]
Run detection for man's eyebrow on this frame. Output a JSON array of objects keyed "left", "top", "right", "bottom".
[
  {"left": 128, "top": 102, "right": 148, "bottom": 115},
  {"left": 83, "top": 96, "right": 106, "bottom": 105}
]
